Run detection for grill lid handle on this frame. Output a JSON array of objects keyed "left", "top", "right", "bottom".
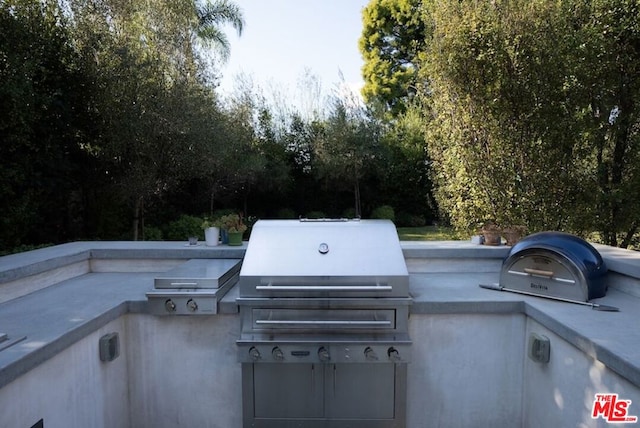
[
  {"left": 523, "top": 268, "right": 554, "bottom": 277},
  {"left": 255, "top": 284, "right": 393, "bottom": 291},
  {"left": 255, "top": 320, "right": 392, "bottom": 326}
]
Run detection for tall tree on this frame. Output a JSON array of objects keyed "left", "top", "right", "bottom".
[
  {"left": 313, "top": 97, "right": 382, "bottom": 218},
  {"left": 0, "top": 0, "right": 92, "bottom": 247},
  {"left": 196, "top": 0, "right": 245, "bottom": 62},
  {"left": 359, "top": 0, "right": 426, "bottom": 116},
  {"left": 420, "top": 0, "right": 640, "bottom": 246},
  {"left": 66, "top": 0, "right": 244, "bottom": 239},
  {"left": 579, "top": 0, "right": 640, "bottom": 246}
]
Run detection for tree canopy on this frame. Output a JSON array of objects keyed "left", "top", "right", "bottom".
[
  {"left": 0, "top": 0, "right": 434, "bottom": 252},
  {"left": 418, "top": 0, "right": 640, "bottom": 246},
  {"left": 5, "top": 0, "right": 640, "bottom": 251},
  {"left": 359, "top": 0, "right": 426, "bottom": 116}
]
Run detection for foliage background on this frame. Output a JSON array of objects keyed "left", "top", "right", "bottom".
[
  {"left": 3, "top": 0, "right": 640, "bottom": 253},
  {"left": 0, "top": 0, "right": 435, "bottom": 253}
]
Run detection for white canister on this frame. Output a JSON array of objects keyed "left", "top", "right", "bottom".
[{"left": 204, "top": 227, "right": 220, "bottom": 246}]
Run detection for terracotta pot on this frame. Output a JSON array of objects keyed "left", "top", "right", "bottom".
[
  {"left": 482, "top": 230, "right": 502, "bottom": 246},
  {"left": 503, "top": 227, "right": 526, "bottom": 246}
]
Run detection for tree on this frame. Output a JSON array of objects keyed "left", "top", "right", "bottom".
[
  {"left": 313, "top": 97, "right": 382, "bottom": 218},
  {"left": 419, "top": 0, "right": 640, "bottom": 246},
  {"left": 0, "top": 0, "right": 93, "bottom": 247},
  {"left": 379, "top": 103, "right": 436, "bottom": 224},
  {"left": 65, "top": 0, "right": 244, "bottom": 240},
  {"left": 196, "top": 0, "right": 245, "bottom": 62},
  {"left": 577, "top": 0, "right": 640, "bottom": 247},
  {"left": 359, "top": 0, "right": 426, "bottom": 116}
]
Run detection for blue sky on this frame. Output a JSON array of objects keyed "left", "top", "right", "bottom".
[{"left": 217, "top": 0, "right": 370, "bottom": 103}]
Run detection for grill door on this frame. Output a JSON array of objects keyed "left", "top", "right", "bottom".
[
  {"left": 326, "top": 363, "right": 395, "bottom": 419},
  {"left": 250, "top": 363, "right": 397, "bottom": 421},
  {"left": 253, "top": 363, "right": 324, "bottom": 418}
]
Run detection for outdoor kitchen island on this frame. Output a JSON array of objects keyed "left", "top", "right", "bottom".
[{"left": 0, "top": 238, "right": 639, "bottom": 428}]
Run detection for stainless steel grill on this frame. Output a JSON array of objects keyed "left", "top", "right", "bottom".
[{"left": 237, "top": 219, "right": 411, "bottom": 428}]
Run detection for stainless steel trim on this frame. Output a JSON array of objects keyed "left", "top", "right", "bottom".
[
  {"left": 507, "top": 269, "right": 575, "bottom": 284},
  {"left": 256, "top": 285, "right": 393, "bottom": 291},
  {"left": 170, "top": 282, "right": 198, "bottom": 287},
  {"left": 299, "top": 218, "right": 353, "bottom": 222},
  {"left": 255, "top": 320, "right": 392, "bottom": 327}
]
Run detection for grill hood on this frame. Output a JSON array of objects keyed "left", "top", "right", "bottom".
[{"left": 239, "top": 219, "right": 409, "bottom": 297}]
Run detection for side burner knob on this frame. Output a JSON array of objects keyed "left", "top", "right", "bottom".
[
  {"left": 272, "top": 346, "right": 285, "bottom": 361},
  {"left": 387, "top": 347, "right": 401, "bottom": 362},
  {"left": 364, "top": 346, "right": 378, "bottom": 361},
  {"left": 186, "top": 299, "right": 198, "bottom": 312},
  {"left": 318, "top": 346, "right": 330, "bottom": 362},
  {"left": 249, "top": 346, "right": 261, "bottom": 361},
  {"left": 164, "top": 299, "right": 176, "bottom": 312}
]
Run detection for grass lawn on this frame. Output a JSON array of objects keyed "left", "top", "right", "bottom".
[{"left": 396, "top": 225, "right": 466, "bottom": 241}]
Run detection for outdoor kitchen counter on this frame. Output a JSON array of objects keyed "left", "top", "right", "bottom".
[{"left": 0, "top": 241, "right": 639, "bottom": 391}]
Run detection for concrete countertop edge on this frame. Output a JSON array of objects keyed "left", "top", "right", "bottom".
[
  {"left": 0, "top": 242, "right": 247, "bottom": 283},
  {"left": 0, "top": 302, "right": 128, "bottom": 389},
  {"left": 523, "top": 303, "right": 640, "bottom": 387},
  {"left": 4, "top": 292, "right": 637, "bottom": 391},
  {"left": 1, "top": 241, "right": 640, "bottom": 391},
  {"left": 4, "top": 241, "right": 636, "bottom": 282}
]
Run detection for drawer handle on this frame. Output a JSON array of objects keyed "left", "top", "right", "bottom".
[
  {"left": 255, "top": 285, "right": 393, "bottom": 291},
  {"left": 255, "top": 320, "right": 392, "bottom": 326}
]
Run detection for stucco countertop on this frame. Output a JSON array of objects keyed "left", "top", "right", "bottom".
[{"left": 0, "top": 241, "right": 639, "bottom": 392}]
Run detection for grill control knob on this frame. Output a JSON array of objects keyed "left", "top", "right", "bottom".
[
  {"left": 318, "top": 346, "right": 330, "bottom": 362},
  {"left": 249, "top": 346, "right": 261, "bottom": 361},
  {"left": 186, "top": 299, "right": 198, "bottom": 312},
  {"left": 364, "top": 346, "right": 378, "bottom": 361},
  {"left": 164, "top": 299, "right": 176, "bottom": 312},
  {"left": 272, "top": 346, "right": 285, "bottom": 361},
  {"left": 387, "top": 347, "right": 401, "bottom": 362}
]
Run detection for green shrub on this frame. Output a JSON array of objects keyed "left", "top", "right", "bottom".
[
  {"left": 371, "top": 205, "right": 395, "bottom": 222},
  {"left": 304, "top": 211, "right": 326, "bottom": 219},
  {"left": 0, "top": 243, "right": 53, "bottom": 257},
  {"left": 276, "top": 208, "right": 296, "bottom": 219},
  {"left": 164, "top": 215, "right": 203, "bottom": 240},
  {"left": 212, "top": 208, "right": 237, "bottom": 219},
  {"left": 396, "top": 212, "right": 427, "bottom": 227},
  {"left": 342, "top": 207, "right": 357, "bottom": 219},
  {"left": 143, "top": 226, "right": 163, "bottom": 240}
]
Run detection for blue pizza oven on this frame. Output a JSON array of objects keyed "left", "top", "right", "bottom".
[{"left": 500, "top": 231, "right": 608, "bottom": 302}]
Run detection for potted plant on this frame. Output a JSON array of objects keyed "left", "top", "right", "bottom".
[
  {"left": 202, "top": 217, "right": 222, "bottom": 247},
  {"left": 220, "top": 213, "right": 247, "bottom": 246},
  {"left": 502, "top": 225, "right": 527, "bottom": 246},
  {"left": 480, "top": 221, "right": 502, "bottom": 246}
]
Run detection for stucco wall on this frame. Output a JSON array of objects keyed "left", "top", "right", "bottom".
[
  {"left": 523, "top": 318, "right": 640, "bottom": 428},
  {"left": 1, "top": 309, "right": 638, "bottom": 428},
  {"left": 125, "top": 314, "right": 242, "bottom": 428},
  {"left": 0, "top": 318, "right": 129, "bottom": 428},
  {"left": 408, "top": 313, "right": 526, "bottom": 428}
]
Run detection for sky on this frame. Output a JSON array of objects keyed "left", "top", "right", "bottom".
[{"left": 217, "top": 0, "right": 370, "bottom": 109}]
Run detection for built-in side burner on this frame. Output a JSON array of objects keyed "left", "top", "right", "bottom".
[{"left": 146, "top": 259, "right": 241, "bottom": 315}]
